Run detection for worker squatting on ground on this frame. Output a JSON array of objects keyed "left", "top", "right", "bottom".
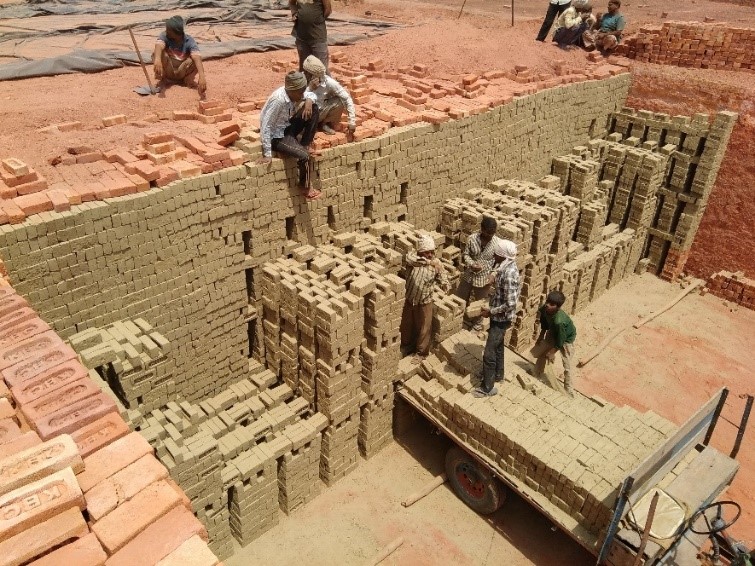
[
  {"left": 257, "top": 71, "right": 322, "bottom": 200},
  {"left": 474, "top": 239, "right": 520, "bottom": 398},
  {"left": 456, "top": 216, "right": 499, "bottom": 333},
  {"left": 400, "top": 236, "right": 449, "bottom": 364},
  {"left": 153, "top": 16, "right": 207, "bottom": 96},
  {"left": 290, "top": 0, "right": 332, "bottom": 72},
  {"left": 583, "top": 0, "right": 626, "bottom": 53},
  {"left": 302, "top": 56, "right": 357, "bottom": 138},
  {"left": 552, "top": 0, "right": 597, "bottom": 49},
  {"left": 531, "top": 290, "right": 578, "bottom": 396}
]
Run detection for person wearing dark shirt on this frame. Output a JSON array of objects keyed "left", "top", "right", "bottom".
[
  {"left": 531, "top": 290, "right": 577, "bottom": 396},
  {"left": 153, "top": 16, "right": 207, "bottom": 96},
  {"left": 289, "top": 0, "right": 332, "bottom": 73}
]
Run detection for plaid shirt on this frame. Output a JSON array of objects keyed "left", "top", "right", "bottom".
[
  {"left": 488, "top": 261, "right": 520, "bottom": 322},
  {"left": 259, "top": 86, "right": 317, "bottom": 157},
  {"left": 461, "top": 232, "right": 497, "bottom": 288},
  {"left": 405, "top": 253, "right": 448, "bottom": 305}
]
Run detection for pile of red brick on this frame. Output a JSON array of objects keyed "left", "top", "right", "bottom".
[
  {"left": 618, "top": 22, "right": 755, "bottom": 70},
  {"left": 705, "top": 270, "right": 755, "bottom": 309},
  {"left": 0, "top": 284, "right": 219, "bottom": 566}
]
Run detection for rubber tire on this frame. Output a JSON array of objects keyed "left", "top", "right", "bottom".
[{"left": 445, "top": 446, "right": 506, "bottom": 515}]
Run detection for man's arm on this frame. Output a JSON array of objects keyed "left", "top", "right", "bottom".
[
  {"left": 322, "top": 0, "right": 332, "bottom": 19},
  {"left": 289, "top": 0, "right": 298, "bottom": 19},
  {"left": 153, "top": 42, "right": 166, "bottom": 80},
  {"left": 259, "top": 97, "right": 286, "bottom": 159},
  {"left": 190, "top": 52, "right": 206, "bottom": 95},
  {"left": 330, "top": 79, "right": 357, "bottom": 129},
  {"left": 462, "top": 236, "right": 478, "bottom": 269}
]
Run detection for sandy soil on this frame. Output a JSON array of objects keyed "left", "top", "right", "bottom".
[{"left": 230, "top": 274, "right": 755, "bottom": 564}]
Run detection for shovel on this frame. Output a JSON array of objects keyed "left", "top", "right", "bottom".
[{"left": 129, "top": 27, "right": 159, "bottom": 96}]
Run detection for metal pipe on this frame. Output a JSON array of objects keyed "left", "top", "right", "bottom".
[
  {"left": 704, "top": 388, "right": 729, "bottom": 446},
  {"left": 731, "top": 395, "right": 753, "bottom": 458}
]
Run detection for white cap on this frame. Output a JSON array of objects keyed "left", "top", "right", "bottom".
[
  {"left": 417, "top": 235, "right": 436, "bottom": 253},
  {"left": 494, "top": 238, "right": 517, "bottom": 259}
]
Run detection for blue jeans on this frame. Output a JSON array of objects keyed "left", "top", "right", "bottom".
[{"left": 482, "top": 320, "right": 511, "bottom": 392}]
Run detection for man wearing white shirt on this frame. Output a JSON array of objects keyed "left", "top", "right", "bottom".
[
  {"left": 302, "top": 55, "right": 357, "bottom": 138},
  {"left": 257, "top": 71, "right": 321, "bottom": 199},
  {"left": 536, "top": 0, "right": 572, "bottom": 42}
]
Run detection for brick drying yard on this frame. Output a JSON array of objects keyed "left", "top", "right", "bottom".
[{"left": 0, "top": 0, "right": 753, "bottom": 565}]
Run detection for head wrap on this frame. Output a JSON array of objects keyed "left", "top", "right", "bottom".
[
  {"left": 494, "top": 238, "right": 517, "bottom": 260},
  {"left": 285, "top": 71, "right": 307, "bottom": 91},
  {"left": 302, "top": 55, "right": 326, "bottom": 78},
  {"left": 166, "top": 15, "right": 185, "bottom": 35},
  {"left": 573, "top": 0, "right": 593, "bottom": 11},
  {"left": 417, "top": 235, "right": 436, "bottom": 253}
]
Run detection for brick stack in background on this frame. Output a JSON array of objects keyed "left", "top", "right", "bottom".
[
  {"left": 705, "top": 271, "right": 755, "bottom": 310},
  {"left": 619, "top": 22, "right": 755, "bottom": 71}
]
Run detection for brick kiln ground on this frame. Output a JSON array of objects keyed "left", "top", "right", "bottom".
[{"left": 0, "top": 0, "right": 753, "bottom": 564}]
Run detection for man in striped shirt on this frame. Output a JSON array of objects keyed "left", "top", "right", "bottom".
[
  {"left": 474, "top": 239, "right": 520, "bottom": 398},
  {"left": 400, "top": 235, "right": 449, "bottom": 363},
  {"left": 456, "top": 216, "right": 498, "bottom": 332}
]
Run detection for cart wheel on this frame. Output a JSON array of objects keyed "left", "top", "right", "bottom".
[{"left": 445, "top": 446, "right": 506, "bottom": 515}]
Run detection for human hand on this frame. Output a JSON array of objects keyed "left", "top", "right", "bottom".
[
  {"left": 302, "top": 99, "right": 313, "bottom": 120},
  {"left": 198, "top": 76, "right": 207, "bottom": 96},
  {"left": 257, "top": 156, "right": 272, "bottom": 165},
  {"left": 347, "top": 124, "right": 356, "bottom": 141},
  {"left": 546, "top": 350, "right": 557, "bottom": 362},
  {"left": 480, "top": 307, "right": 490, "bottom": 318},
  {"left": 154, "top": 63, "right": 163, "bottom": 81},
  {"left": 471, "top": 262, "right": 483, "bottom": 273}
]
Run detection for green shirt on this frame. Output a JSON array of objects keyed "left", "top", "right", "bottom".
[{"left": 538, "top": 305, "right": 576, "bottom": 349}]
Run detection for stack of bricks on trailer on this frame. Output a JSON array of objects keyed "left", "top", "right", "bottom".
[
  {"left": 0, "top": 284, "right": 218, "bottom": 566},
  {"left": 401, "top": 329, "right": 679, "bottom": 546},
  {"left": 619, "top": 21, "right": 755, "bottom": 70}
]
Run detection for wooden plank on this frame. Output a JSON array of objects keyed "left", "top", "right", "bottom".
[
  {"left": 626, "top": 388, "right": 726, "bottom": 507},
  {"left": 664, "top": 445, "right": 739, "bottom": 517}
]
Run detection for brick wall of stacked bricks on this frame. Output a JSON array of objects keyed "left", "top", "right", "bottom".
[
  {"left": 399, "top": 329, "right": 681, "bottom": 543},
  {"left": 547, "top": 108, "right": 737, "bottom": 282},
  {"left": 618, "top": 22, "right": 755, "bottom": 70},
  {"left": 0, "top": 75, "right": 631, "bottom": 405},
  {"left": 0, "top": 284, "right": 219, "bottom": 565},
  {"left": 705, "top": 271, "right": 755, "bottom": 310}
]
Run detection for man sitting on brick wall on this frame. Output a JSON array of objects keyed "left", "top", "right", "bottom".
[
  {"left": 475, "top": 239, "right": 520, "bottom": 398},
  {"left": 153, "top": 16, "right": 207, "bottom": 96},
  {"left": 400, "top": 235, "right": 449, "bottom": 364},
  {"left": 530, "top": 290, "right": 577, "bottom": 396},
  {"left": 302, "top": 55, "right": 357, "bottom": 139},
  {"left": 456, "top": 216, "right": 499, "bottom": 333},
  {"left": 583, "top": 0, "right": 626, "bottom": 53},
  {"left": 257, "top": 71, "right": 321, "bottom": 200}
]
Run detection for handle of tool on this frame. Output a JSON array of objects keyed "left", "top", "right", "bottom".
[
  {"left": 402, "top": 473, "right": 447, "bottom": 507},
  {"left": 129, "top": 27, "right": 155, "bottom": 93},
  {"left": 366, "top": 537, "right": 404, "bottom": 566}
]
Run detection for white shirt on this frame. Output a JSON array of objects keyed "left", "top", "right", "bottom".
[
  {"left": 259, "top": 86, "right": 317, "bottom": 157},
  {"left": 307, "top": 76, "right": 357, "bottom": 128}
]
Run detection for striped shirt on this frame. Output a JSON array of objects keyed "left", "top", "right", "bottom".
[
  {"left": 461, "top": 233, "right": 497, "bottom": 288},
  {"left": 488, "top": 261, "right": 520, "bottom": 322},
  {"left": 405, "top": 253, "right": 449, "bottom": 305},
  {"left": 259, "top": 86, "right": 318, "bottom": 157}
]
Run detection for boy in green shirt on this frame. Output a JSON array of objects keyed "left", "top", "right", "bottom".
[{"left": 531, "top": 290, "right": 577, "bottom": 395}]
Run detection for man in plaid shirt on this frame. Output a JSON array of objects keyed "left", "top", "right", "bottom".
[
  {"left": 456, "top": 216, "right": 498, "bottom": 332},
  {"left": 474, "top": 239, "right": 520, "bottom": 398},
  {"left": 400, "top": 235, "right": 448, "bottom": 363}
]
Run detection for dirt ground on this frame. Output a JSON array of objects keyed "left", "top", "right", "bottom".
[{"left": 229, "top": 274, "right": 755, "bottom": 565}]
